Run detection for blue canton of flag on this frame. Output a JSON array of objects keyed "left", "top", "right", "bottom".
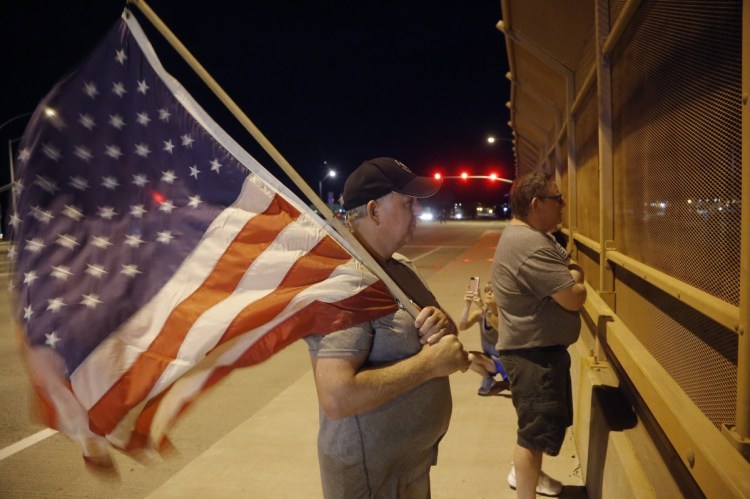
[{"left": 11, "top": 14, "right": 248, "bottom": 374}]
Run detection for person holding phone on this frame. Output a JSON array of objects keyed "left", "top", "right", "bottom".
[{"left": 458, "top": 278, "right": 509, "bottom": 395}]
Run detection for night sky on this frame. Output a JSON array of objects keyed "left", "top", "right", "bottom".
[{"left": 1, "top": 1, "right": 513, "bottom": 217}]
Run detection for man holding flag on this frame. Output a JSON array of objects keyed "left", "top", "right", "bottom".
[
  {"left": 304, "top": 157, "right": 470, "bottom": 498},
  {"left": 10, "top": 7, "right": 459, "bottom": 473}
]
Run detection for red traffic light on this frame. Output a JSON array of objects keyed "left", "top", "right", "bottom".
[
  {"left": 489, "top": 172, "right": 498, "bottom": 181},
  {"left": 460, "top": 172, "right": 469, "bottom": 180},
  {"left": 433, "top": 172, "right": 442, "bottom": 180}
]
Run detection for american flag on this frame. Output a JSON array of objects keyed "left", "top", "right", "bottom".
[{"left": 10, "top": 10, "right": 397, "bottom": 463}]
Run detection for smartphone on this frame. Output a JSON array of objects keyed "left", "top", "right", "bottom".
[{"left": 468, "top": 276, "right": 480, "bottom": 293}]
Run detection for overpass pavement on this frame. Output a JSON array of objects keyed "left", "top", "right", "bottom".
[{"left": 147, "top": 229, "right": 586, "bottom": 499}]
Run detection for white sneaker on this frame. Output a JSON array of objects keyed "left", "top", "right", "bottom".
[{"left": 507, "top": 465, "right": 563, "bottom": 496}]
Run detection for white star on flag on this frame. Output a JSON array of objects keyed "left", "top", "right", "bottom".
[
  {"left": 134, "top": 143, "right": 151, "bottom": 157},
  {"left": 129, "top": 205, "right": 147, "bottom": 218},
  {"left": 17, "top": 148, "right": 31, "bottom": 162},
  {"left": 31, "top": 206, "right": 54, "bottom": 223},
  {"left": 136, "top": 112, "right": 151, "bottom": 125},
  {"left": 69, "top": 176, "right": 90, "bottom": 190},
  {"left": 161, "top": 170, "right": 177, "bottom": 183},
  {"left": 34, "top": 175, "right": 59, "bottom": 194},
  {"left": 47, "top": 297, "right": 66, "bottom": 312},
  {"left": 45, "top": 331, "right": 62, "bottom": 348},
  {"left": 91, "top": 236, "right": 113, "bottom": 249},
  {"left": 78, "top": 114, "right": 96, "bottom": 130},
  {"left": 101, "top": 176, "right": 119, "bottom": 189},
  {"left": 23, "top": 271, "right": 38, "bottom": 285},
  {"left": 124, "top": 234, "right": 145, "bottom": 247},
  {"left": 50, "top": 265, "right": 73, "bottom": 280},
  {"left": 109, "top": 114, "right": 125, "bottom": 129},
  {"left": 74, "top": 145, "right": 94, "bottom": 161},
  {"left": 158, "top": 200, "right": 175, "bottom": 213},
  {"left": 97, "top": 206, "right": 117, "bottom": 219},
  {"left": 105, "top": 144, "right": 123, "bottom": 158},
  {"left": 84, "top": 82, "right": 99, "bottom": 98},
  {"left": 156, "top": 231, "right": 174, "bottom": 244},
  {"left": 112, "top": 81, "right": 127, "bottom": 97},
  {"left": 85, "top": 264, "right": 107, "bottom": 279},
  {"left": 42, "top": 143, "right": 62, "bottom": 161},
  {"left": 62, "top": 205, "right": 84, "bottom": 220},
  {"left": 81, "top": 294, "right": 103, "bottom": 309},
  {"left": 55, "top": 234, "right": 80, "bottom": 249},
  {"left": 120, "top": 264, "right": 141, "bottom": 277},
  {"left": 24, "top": 239, "right": 46, "bottom": 253},
  {"left": 132, "top": 174, "right": 148, "bottom": 186}
]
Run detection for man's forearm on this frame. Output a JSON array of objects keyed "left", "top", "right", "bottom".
[
  {"left": 314, "top": 353, "right": 436, "bottom": 420},
  {"left": 314, "top": 335, "right": 468, "bottom": 419}
]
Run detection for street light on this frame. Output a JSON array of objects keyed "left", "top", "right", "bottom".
[
  {"left": 486, "top": 135, "right": 514, "bottom": 145},
  {"left": 318, "top": 169, "right": 336, "bottom": 201},
  {"left": 1, "top": 112, "right": 33, "bottom": 238}
]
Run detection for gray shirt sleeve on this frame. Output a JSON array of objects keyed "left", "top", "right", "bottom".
[
  {"left": 517, "top": 246, "right": 575, "bottom": 299},
  {"left": 304, "top": 322, "right": 374, "bottom": 358}
]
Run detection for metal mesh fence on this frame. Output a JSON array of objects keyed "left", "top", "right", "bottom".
[
  {"left": 615, "top": 267, "right": 738, "bottom": 428},
  {"left": 611, "top": 0, "right": 742, "bottom": 306},
  {"left": 609, "top": 0, "right": 626, "bottom": 28},
  {"left": 574, "top": 92, "right": 600, "bottom": 243},
  {"left": 608, "top": 0, "right": 741, "bottom": 428},
  {"left": 559, "top": 139, "right": 570, "bottom": 229}
]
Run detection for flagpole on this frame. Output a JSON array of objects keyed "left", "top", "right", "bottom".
[{"left": 127, "top": 1, "right": 419, "bottom": 318}]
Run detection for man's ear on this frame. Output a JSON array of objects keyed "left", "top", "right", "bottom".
[
  {"left": 366, "top": 200, "right": 379, "bottom": 224},
  {"left": 529, "top": 197, "right": 540, "bottom": 212}
]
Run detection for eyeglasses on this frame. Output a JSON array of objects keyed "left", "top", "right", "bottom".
[{"left": 537, "top": 193, "right": 564, "bottom": 204}]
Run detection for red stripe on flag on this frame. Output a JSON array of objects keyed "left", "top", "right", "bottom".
[
  {"left": 88, "top": 195, "right": 300, "bottom": 435},
  {"left": 215, "top": 234, "right": 354, "bottom": 344},
  {"left": 226, "top": 280, "right": 397, "bottom": 366}
]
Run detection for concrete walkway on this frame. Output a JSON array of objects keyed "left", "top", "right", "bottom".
[{"left": 148, "top": 230, "right": 586, "bottom": 498}]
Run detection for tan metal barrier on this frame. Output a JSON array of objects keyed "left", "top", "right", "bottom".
[{"left": 500, "top": 0, "right": 749, "bottom": 495}]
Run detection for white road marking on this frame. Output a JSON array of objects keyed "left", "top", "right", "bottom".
[
  {"left": 0, "top": 428, "right": 57, "bottom": 461},
  {"left": 409, "top": 247, "right": 442, "bottom": 261}
]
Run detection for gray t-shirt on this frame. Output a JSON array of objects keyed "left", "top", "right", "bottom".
[
  {"left": 304, "top": 254, "right": 451, "bottom": 498},
  {"left": 491, "top": 224, "right": 581, "bottom": 350}
]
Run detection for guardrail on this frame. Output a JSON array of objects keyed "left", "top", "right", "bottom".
[{"left": 577, "top": 238, "right": 750, "bottom": 497}]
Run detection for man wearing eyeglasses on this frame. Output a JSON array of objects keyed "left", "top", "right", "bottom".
[{"left": 491, "top": 172, "right": 587, "bottom": 498}]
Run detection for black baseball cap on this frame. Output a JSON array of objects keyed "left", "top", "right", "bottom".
[{"left": 341, "top": 157, "right": 443, "bottom": 210}]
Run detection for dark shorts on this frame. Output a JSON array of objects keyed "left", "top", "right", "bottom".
[{"left": 497, "top": 346, "right": 573, "bottom": 456}]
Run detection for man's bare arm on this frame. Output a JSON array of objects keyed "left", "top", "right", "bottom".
[
  {"left": 311, "top": 335, "right": 469, "bottom": 420},
  {"left": 551, "top": 263, "right": 587, "bottom": 311}
]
